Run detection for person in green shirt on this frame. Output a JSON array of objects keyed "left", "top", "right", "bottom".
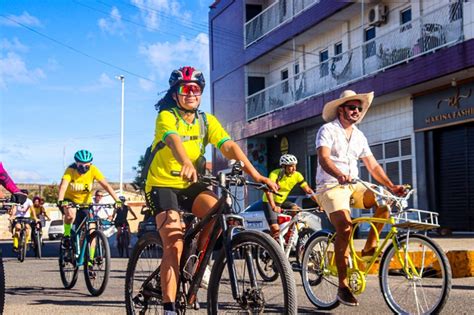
[{"left": 263, "top": 154, "right": 319, "bottom": 239}]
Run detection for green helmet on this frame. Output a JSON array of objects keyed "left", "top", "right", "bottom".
[{"left": 74, "top": 149, "right": 93, "bottom": 163}]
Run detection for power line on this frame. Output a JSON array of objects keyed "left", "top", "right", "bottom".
[{"left": 0, "top": 14, "right": 155, "bottom": 82}]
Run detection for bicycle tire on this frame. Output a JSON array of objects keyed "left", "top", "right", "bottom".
[
  {"left": 84, "top": 230, "right": 111, "bottom": 296},
  {"left": 118, "top": 233, "right": 124, "bottom": 258},
  {"left": 379, "top": 234, "right": 452, "bottom": 314},
  {"left": 255, "top": 246, "right": 279, "bottom": 282},
  {"left": 59, "top": 240, "right": 79, "bottom": 289},
  {"left": 0, "top": 251, "right": 5, "bottom": 315},
  {"left": 19, "top": 230, "right": 26, "bottom": 262},
  {"left": 296, "top": 228, "right": 317, "bottom": 265},
  {"left": 125, "top": 232, "right": 163, "bottom": 315},
  {"left": 300, "top": 234, "right": 339, "bottom": 310},
  {"left": 34, "top": 230, "right": 42, "bottom": 259},
  {"left": 207, "top": 230, "right": 297, "bottom": 314}
]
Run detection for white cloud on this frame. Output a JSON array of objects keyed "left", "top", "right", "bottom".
[
  {"left": 132, "top": 0, "right": 192, "bottom": 30},
  {"left": 79, "top": 73, "right": 116, "bottom": 92},
  {"left": 139, "top": 32, "right": 210, "bottom": 84},
  {"left": 98, "top": 6, "right": 125, "bottom": 35},
  {"left": 0, "top": 38, "right": 28, "bottom": 53},
  {"left": 0, "top": 52, "right": 45, "bottom": 89},
  {"left": 11, "top": 169, "right": 43, "bottom": 182},
  {"left": 0, "top": 11, "right": 42, "bottom": 27},
  {"left": 138, "top": 76, "right": 156, "bottom": 91}
]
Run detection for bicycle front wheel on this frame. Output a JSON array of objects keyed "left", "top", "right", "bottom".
[
  {"left": 84, "top": 230, "right": 111, "bottom": 296},
  {"left": 18, "top": 231, "right": 26, "bottom": 262},
  {"left": 300, "top": 234, "right": 339, "bottom": 310},
  {"left": 380, "top": 234, "right": 452, "bottom": 314},
  {"left": 0, "top": 251, "right": 5, "bottom": 314},
  {"left": 255, "top": 246, "right": 279, "bottom": 282},
  {"left": 125, "top": 232, "right": 163, "bottom": 315},
  {"left": 207, "top": 230, "right": 297, "bottom": 314},
  {"left": 59, "top": 239, "right": 79, "bottom": 289},
  {"left": 34, "top": 230, "right": 42, "bottom": 259}
]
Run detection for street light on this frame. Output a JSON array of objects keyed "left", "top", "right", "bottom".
[{"left": 116, "top": 75, "right": 125, "bottom": 195}]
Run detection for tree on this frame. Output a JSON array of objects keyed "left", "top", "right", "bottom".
[
  {"left": 42, "top": 184, "right": 59, "bottom": 203},
  {"left": 132, "top": 154, "right": 146, "bottom": 189}
]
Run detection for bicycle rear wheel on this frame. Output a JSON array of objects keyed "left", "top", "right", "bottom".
[
  {"left": 300, "top": 234, "right": 339, "bottom": 310},
  {"left": 84, "top": 230, "right": 111, "bottom": 296},
  {"left": 59, "top": 238, "right": 79, "bottom": 289},
  {"left": 380, "top": 234, "right": 452, "bottom": 314},
  {"left": 207, "top": 230, "right": 297, "bottom": 314},
  {"left": 125, "top": 232, "right": 163, "bottom": 315},
  {"left": 34, "top": 229, "right": 42, "bottom": 259},
  {"left": 255, "top": 246, "right": 279, "bottom": 282},
  {"left": 18, "top": 230, "right": 26, "bottom": 262}
]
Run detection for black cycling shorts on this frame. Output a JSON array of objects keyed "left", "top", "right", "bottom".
[
  {"left": 146, "top": 183, "right": 211, "bottom": 215},
  {"left": 263, "top": 200, "right": 297, "bottom": 225}
]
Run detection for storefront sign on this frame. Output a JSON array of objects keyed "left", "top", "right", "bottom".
[{"left": 414, "top": 82, "right": 474, "bottom": 131}]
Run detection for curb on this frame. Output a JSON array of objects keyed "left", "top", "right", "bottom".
[{"left": 359, "top": 250, "right": 474, "bottom": 277}]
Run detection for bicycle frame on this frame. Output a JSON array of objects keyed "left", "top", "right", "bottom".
[
  {"left": 70, "top": 207, "right": 102, "bottom": 267},
  {"left": 277, "top": 212, "right": 304, "bottom": 258}
]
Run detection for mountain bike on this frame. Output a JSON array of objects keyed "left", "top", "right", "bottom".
[
  {"left": 12, "top": 217, "right": 35, "bottom": 262},
  {"left": 125, "top": 161, "right": 297, "bottom": 314},
  {"left": 58, "top": 203, "right": 113, "bottom": 296},
  {"left": 300, "top": 179, "right": 452, "bottom": 314},
  {"left": 256, "top": 206, "right": 321, "bottom": 281},
  {"left": 0, "top": 249, "right": 4, "bottom": 315},
  {"left": 117, "top": 223, "right": 131, "bottom": 258},
  {"left": 31, "top": 221, "right": 43, "bottom": 259}
]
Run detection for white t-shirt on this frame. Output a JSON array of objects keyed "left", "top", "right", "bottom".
[
  {"left": 315, "top": 119, "right": 372, "bottom": 186},
  {"left": 15, "top": 198, "right": 33, "bottom": 218},
  {"left": 92, "top": 197, "right": 112, "bottom": 219}
]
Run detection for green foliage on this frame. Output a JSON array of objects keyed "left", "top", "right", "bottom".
[
  {"left": 42, "top": 184, "right": 59, "bottom": 203},
  {"left": 132, "top": 154, "right": 146, "bottom": 189}
]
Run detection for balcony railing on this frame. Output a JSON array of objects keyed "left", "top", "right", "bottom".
[
  {"left": 245, "top": 0, "right": 321, "bottom": 47},
  {"left": 246, "top": 2, "right": 464, "bottom": 121}
]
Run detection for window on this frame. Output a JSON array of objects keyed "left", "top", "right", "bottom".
[
  {"left": 333, "top": 42, "right": 343, "bottom": 62},
  {"left": 364, "top": 27, "right": 376, "bottom": 58},
  {"left": 359, "top": 137, "right": 414, "bottom": 206},
  {"left": 400, "top": 7, "right": 412, "bottom": 32},
  {"left": 294, "top": 62, "right": 300, "bottom": 79},
  {"left": 319, "top": 49, "right": 329, "bottom": 77},
  {"left": 449, "top": 1, "right": 463, "bottom": 22},
  {"left": 281, "top": 69, "right": 289, "bottom": 94}
]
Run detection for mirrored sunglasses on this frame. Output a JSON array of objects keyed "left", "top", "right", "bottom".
[{"left": 177, "top": 84, "right": 202, "bottom": 96}]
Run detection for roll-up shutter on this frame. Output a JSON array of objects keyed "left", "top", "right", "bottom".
[{"left": 434, "top": 122, "right": 474, "bottom": 231}]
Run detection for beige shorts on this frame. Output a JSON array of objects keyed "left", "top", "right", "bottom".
[{"left": 315, "top": 182, "right": 368, "bottom": 214}]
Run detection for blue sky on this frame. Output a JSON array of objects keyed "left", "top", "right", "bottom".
[{"left": 0, "top": 0, "right": 213, "bottom": 184}]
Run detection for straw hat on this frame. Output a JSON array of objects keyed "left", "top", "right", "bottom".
[{"left": 322, "top": 90, "right": 374, "bottom": 123}]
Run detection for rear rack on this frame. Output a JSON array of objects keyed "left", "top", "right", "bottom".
[{"left": 393, "top": 208, "right": 440, "bottom": 230}]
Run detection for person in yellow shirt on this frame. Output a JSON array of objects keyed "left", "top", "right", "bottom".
[
  {"left": 146, "top": 66, "right": 278, "bottom": 314},
  {"left": 57, "top": 150, "right": 120, "bottom": 249},
  {"left": 263, "top": 154, "right": 319, "bottom": 239}
]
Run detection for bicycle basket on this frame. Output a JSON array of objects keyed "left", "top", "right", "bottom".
[{"left": 393, "top": 208, "right": 440, "bottom": 230}]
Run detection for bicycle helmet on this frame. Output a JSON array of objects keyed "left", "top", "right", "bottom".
[
  {"left": 74, "top": 149, "right": 93, "bottom": 163},
  {"left": 279, "top": 154, "right": 298, "bottom": 166},
  {"left": 169, "top": 66, "right": 205, "bottom": 90}
]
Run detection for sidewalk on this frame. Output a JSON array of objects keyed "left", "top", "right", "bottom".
[{"left": 353, "top": 236, "right": 474, "bottom": 278}]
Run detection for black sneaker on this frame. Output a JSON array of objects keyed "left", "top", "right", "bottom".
[
  {"left": 88, "top": 265, "right": 96, "bottom": 279},
  {"left": 61, "top": 237, "right": 71, "bottom": 250},
  {"left": 337, "top": 287, "right": 359, "bottom": 306}
]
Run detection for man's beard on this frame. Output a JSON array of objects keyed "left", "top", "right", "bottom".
[{"left": 344, "top": 111, "right": 359, "bottom": 124}]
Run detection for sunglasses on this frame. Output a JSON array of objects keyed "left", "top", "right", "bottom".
[
  {"left": 343, "top": 104, "right": 363, "bottom": 112},
  {"left": 177, "top": 84, "right": 202, "bottom": 96}
]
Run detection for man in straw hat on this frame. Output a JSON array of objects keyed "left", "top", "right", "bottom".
[{"left": 315, "top": 90, "right": 406, "bottom": 306}]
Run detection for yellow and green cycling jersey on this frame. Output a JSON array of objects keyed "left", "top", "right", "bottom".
[
  {"left": 146, "top": 108, "right": 231, "bottom": 190},
  {"left": 62, "top": 164, "right": 105, "bottom": 204},
  {"left": 262, "top": 169, "right": 308, "bottom": 204}
]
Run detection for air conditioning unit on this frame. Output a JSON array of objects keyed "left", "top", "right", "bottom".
[{"left": 368, "top": 4, "right": 388, "bottom": 27}]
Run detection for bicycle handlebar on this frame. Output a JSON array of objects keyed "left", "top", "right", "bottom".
[{"left": 64, "top": 202, "right": 115, "bottom": 208}]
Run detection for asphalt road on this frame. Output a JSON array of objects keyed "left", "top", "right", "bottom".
[{"left": 1, "top": 241, "right": 473, "bottom": 314}]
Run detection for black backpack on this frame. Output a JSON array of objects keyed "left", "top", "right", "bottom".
[{"left": 139, "top": 109, "right": 209, "bottom": 188}]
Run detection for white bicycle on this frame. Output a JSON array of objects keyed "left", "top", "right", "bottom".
[{"left": 256, "top": 206, "right": 322, "bottom": 281}]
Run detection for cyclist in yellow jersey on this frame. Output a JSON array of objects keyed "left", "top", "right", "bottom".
[
  {"left": 146, "top": 66, "right": 278, "bottom": 314},
  {"left": 57, "top": 150, "right": 121, "bottom": 248},
  {"left": 263, "top": 154, "right": 319, "bottom": 239}
]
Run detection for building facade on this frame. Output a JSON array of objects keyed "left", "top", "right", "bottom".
[{"left": 209, "top": 0, "right": 474, "bottom": 231}]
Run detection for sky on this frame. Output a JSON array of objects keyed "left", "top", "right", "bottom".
[{"left": 0, "top": 0, "right": 214, "bottom": 184}]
